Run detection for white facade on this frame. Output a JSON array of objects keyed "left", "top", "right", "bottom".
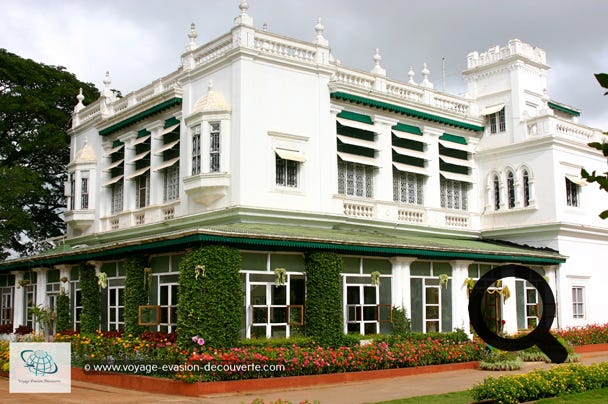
[{"left": 2, "top": 4, "right": 607, "bottom": 336}]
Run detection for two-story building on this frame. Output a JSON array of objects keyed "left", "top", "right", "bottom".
[{"left": 1, "top": 2, "right": 606, "bottom": 338}]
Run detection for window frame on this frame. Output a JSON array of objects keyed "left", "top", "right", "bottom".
[
  {"left": 572, "top": 286, "right": 585, "bottom": 319},
  {"left": 337, "top": 160, "right": 375, "bottom": 199},
  {"left": 440, "top": 178, "right": 468, "bottom": 211},
  {"left": 209, "top": 121, "right": 221, "bottom": 173},
  {"left": 275, "top": 154, "right": 299, "bottom": 188},
  {"left": 506, "top": 170, "right": 515, "bottom": 208},
  {"left": 488, "top": 108, "right": 506, "bottom": 134},
  {"left": 565, "top": 177, "right": 580, "bottom": 207},
  {"left": 393, "top": 169, "right": 424, "bottom": 205},
  {"left": 191, "top": 124, "right": 201, "bottom": 176},
  {"left": 163, "top": 164, "right": 179, "bottom": 202}
]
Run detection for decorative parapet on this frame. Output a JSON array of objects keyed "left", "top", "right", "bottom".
[
  {"left": 466, "top": 38, "right": 547, "bottom": 70},
  {"left": 526, "top": 115, "right": 602, "bottom": 143}
]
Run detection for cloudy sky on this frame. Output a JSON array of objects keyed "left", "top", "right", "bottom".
[{"left": 2, "top": 0, "right": 607, "bottom": 129}]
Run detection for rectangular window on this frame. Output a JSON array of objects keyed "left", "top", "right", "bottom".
[
  {"left": 73, "top": 286, "right": 82, "bottom": 331},
  {"left": 69, "top": 173, "right": 76, "bottom": 210},
  {"left": 566, "top": 178, "right": 580, "bottom": 207},
  {"left": 572, "top": 286, "right": 584, "bottom": 319},
  {"left": 164, "top": 165, "right": 179, "bottom": 202},
  {"left": 111, "top": 181, "right": 123, "bottom": 214},
  {"left": 136, "top": 173, "right": 150, "bottom": 208},
  {"left": 440, "top": 178, "right": 468, "bottom": 210},
  {"left": 0, "top": 287, "right": 13, "bottom": 325},
  {"left": 489, "top": 108, "right": 506, "bottom": 134},
  {"left": 158, "top": 283, "right": 178, "bottom": 333},
  {"left": 24, "top": 284, "right": 36, "bottom": 330},
  {"left": 191, "top": 125, "right": 201, "bottom": 175},
  {"left": 81, "top": 174, "right": 89, "bottom": 209},
  {"left": 393, "top": 170, "right": 423, "bottom": 205},
  {"left": 276, "top": 154, "right": 299, "bottom": 187},
  {"left": 209, "top": 122, "right": 220, "bottom": 172},
  {"left": 338, "top": 160, "right": 374, "bottom": 198},
  {"left": 108, "top": 286, "right": 125, "bottom": 331}
]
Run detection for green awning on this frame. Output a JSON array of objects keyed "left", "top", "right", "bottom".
[
  {"left": 331, "top": 92, "right": 484, "bottom": 132},
  {"left": 0, "top": 223, "right": 566, "bottom": 271}
]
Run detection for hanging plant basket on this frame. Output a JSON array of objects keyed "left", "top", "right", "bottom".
[
  {"left": 274, "top": 268, "right": 287, "bottom": 286},
  {"left": 370, "top": 271, "right": 381, "bottom": 286},
  {"left": 195, "top": 265, "right": 205, "bottom": 280},
  {"left": 463, "top": 277, "right": 476, "bottom": 298},
  {"left": 97, "top": 272, "right": 108, "bottom": 289},
  {"left": 60, "top": 276, "right": 69, "bottom": 283},
  {"left": 17, "top": 279, "right": 29, "bottom": 289},
  {"left": 439, "top": 273, "right": 449, "bottom": 289}
]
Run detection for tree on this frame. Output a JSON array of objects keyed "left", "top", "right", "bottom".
[
  {"left": 0, "top": 49, "right": 99, "bottom": 258},
  {"left": 580, "top": 73, "right": 608, "bottom": 218}
]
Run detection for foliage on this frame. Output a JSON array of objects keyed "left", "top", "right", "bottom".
[
  {"left": 304, "top": 252, "right": 344, "bottom": 346},
  {"left": 55, "top": 292, "right": 71, "bottom": 333},
  {"left": 14, "top": 324, "right": 33, "bottom": 335},
  {"left": 124, "top": 256, "right": 148, "bottom": 335},
  {"left": 391, "top": 307, "right": 411, "bottom": 335},
  {"left": 580, "top": 73, "right": 608, "bottom": 219},
  {"left": 29, "top": 304, "right": 55, "bottom": 336},
  {"left": 177, "top": 245, "right": 242, "bottom": 349},
  {"left": 0, "top": 49, "right": 99, "bottom": 257},
  {"left": 184, "top": 337, "right": 484, "bottom": 382},
  {"left": 518, "top": 337, "right": 579, "bottom": 363},
  {"left": 79, "top": 263, "right": 100, "bottom": 334},
  {"left": 470, "top": 362, "right": 608, "bottom": 404},
  {"left": 0, "top": 323, "right": 12, "bottom": 334},
  {"left": 554, "top": 323, "right": 608, "bottom": 346},
  {"left": 478, "top": 349, "right": 522, "bottom": 371},
  {"left": 0, "top": 340, "right": 8, "bottom": 372}
]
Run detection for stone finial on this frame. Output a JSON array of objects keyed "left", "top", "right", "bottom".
[
  {"left": 371, "top": 48, "right": 386, "bottom": 76},
  {"left": 187, "top": 23, "right": 198, "bottom": 50},
  {"left": 420, "top": 63, "right": 433, "bottom": 89},
  {"left": 234, "top": 0, "right": 253, "bottom": 26},
  {"left": 262, "top": 23, "right": 268, "bottom": 31},
  {"left": 314, "top": 18, "right": 329, "bottom": 46},
  {"left": 74, "top": 88, "right": 85, "bottom": 113},
  {"left": 207, "top": 79, "right": 214, "bottom": 92},
  {"left": 102, "top": 71, "right": 113, "bottom": 97},
  {"left": 407, "top": 66, "right": 416, "bottom": 85}
]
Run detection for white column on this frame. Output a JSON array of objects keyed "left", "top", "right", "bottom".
[
  {"left": 450, "top": 260, "right": 473, "bottom": 333},
  {"left": 502, "top": 275, "right": 518, "bottom": 335},
  {"left": 32, "top": 268, "right": 48, "bottom": 333},
  {"left": 373, "top": 115, "right": 399, "bottom": 203},
  {"left": 390, "top": 257, "right": 416, "bottom": 319},
  {"left": 543, "top": 265, "right": 559, "bottom": 329},
  {"left": 11, "top": 271, "right": 24, "bottom": 329},
  {"left": 56, "top": 265, "right": 72, "bottom": 296},
  {"left": 422, "top": 126, "right": 442, "bottom": 210}
]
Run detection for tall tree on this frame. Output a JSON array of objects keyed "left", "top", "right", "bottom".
[{"left": 0, "top": 49, "right": 99, "bottom": 258}]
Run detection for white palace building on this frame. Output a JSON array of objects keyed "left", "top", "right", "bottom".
[{"left": 1, "top": 2, "right": 607, "bottom": 338}]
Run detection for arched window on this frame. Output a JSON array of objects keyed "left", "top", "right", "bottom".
[
  {"left": 493, "top": 174, "right": 501, "bottom": 210},
  {"left": 507, "top": 170, "right": 515, "bottom": 208},
  {"left": 522, "top": 169, "right": 530, "bottom": 207}
]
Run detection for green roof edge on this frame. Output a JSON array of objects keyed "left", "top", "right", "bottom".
[
  {"left": 331, "top": 92, "right": 484, "bottom": 132},
  {"left": 548, "top": 101, "right": 580, "bottom": 117},
  {"left": 99, "top": 98, "right": 182, "bottom": 137},
  {"left": 0, "top": 231, "right": 565, "bottom": 272}
]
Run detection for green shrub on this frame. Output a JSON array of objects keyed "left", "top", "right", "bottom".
[
  {"left": 304, "top": 252, "right": 343, "bottom": 347},
  {"left": 372, "top": 329, "right": 471, "bottom": 345},
  {"left": 470, "top": 362, "right": 608, "bottom": 403},
  {"left": 478, "top": 349, "right": 523, "bottom": 371},
  {"left": 391, "top": 307, "right": 411, "bottom": 335},
  {"left": 124, "top": 256, "right": 148, "bottom": 335},
  {"left": 55, "top": 293, "right": 71, "bottom": 333},
  {"left": 79, "top": 263, "right": 100, "bottom": 334},
  {"left": 177, "top": 245, "right": 242, "bottom": 349}
]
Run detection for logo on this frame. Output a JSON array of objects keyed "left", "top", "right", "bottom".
[
  {"left": 9, "top": 342, "right": 71, "bottom": 393},
  {"left": 20, "top": 349, "right": 59, "bottom": 376},
  {"left": 468, "top": 264, "right": 568, "bottom": 363}
]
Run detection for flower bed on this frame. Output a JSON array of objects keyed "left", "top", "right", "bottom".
[
  {"left": 470, "top": 362, "right": 608, "bottom": 404},
  {"left": 554, "top": 323, "right": 608, "bottom": 346}
]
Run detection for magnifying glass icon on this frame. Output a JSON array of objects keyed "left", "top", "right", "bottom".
[{"left": 468, "top": 264, "right": 568, "bottom": 363}]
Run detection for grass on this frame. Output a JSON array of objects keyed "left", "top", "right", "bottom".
[
  {"left": 371, "top": 390, "right": 473, "bottom": 404},
  {"left": 371, "top": 386, "right": 608, "bottom": 404},
  {"left": 536, "top": 387, "right": 608, "bottom": 402}
]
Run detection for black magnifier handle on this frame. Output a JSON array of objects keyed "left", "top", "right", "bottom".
[{"left": 536, "top": 332, "right": 569, "bottom": 363}]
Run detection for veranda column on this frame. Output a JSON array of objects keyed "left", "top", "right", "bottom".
[
  {"left": 450, "top": 260, "right": 473, "bottom": 333},
  {"left": 543, "top": 265, "right": 559, "bottom": 329},
  {"left": 502, "top": 275, "right": 518, "bottom": 335},
  {"left": 373, "top": 115, "right": 398, "bottom": 204},
  {"left": 56, "top": 265, "right": 71, "bottom": 296},
  {"left": 390, "top": 257, "right": 416, "bottom": 320},
  {"left": 10, "top": 271, "right": 24, "bottom": 329},
  {"left": 32, "top": 268, "right": 48, "bottom": 333}
]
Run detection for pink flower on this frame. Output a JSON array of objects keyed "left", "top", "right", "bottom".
[{"left": 197, "top": 337, "right": 205, "bottom": 346}]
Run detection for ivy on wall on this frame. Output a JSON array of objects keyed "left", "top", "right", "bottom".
[
  {"left": 124, "top": 256, "right": 148, "bottom": 335},
  {"left": 79, "top": 263, "right": 100, "bottom": 334},
  {"left": 177, "top": 245, "right": 242, "bottom": 349},
  {"left": 304, "top": 252, "right": 344, "bottom": 346},
  {"left": 55, "top": 293, "right": 71, "bottom": 333}
]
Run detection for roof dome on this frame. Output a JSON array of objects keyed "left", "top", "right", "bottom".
[
  {"left": 192, "top": 80, "right": 231, "bottom": 113},
  {"left": 74, "top": 140, "right": 96, "bottom": 162}
]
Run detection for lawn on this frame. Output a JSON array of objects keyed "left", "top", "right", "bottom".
[{"left": 371, "top": 387, "right": 608, "bottom": 404}]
